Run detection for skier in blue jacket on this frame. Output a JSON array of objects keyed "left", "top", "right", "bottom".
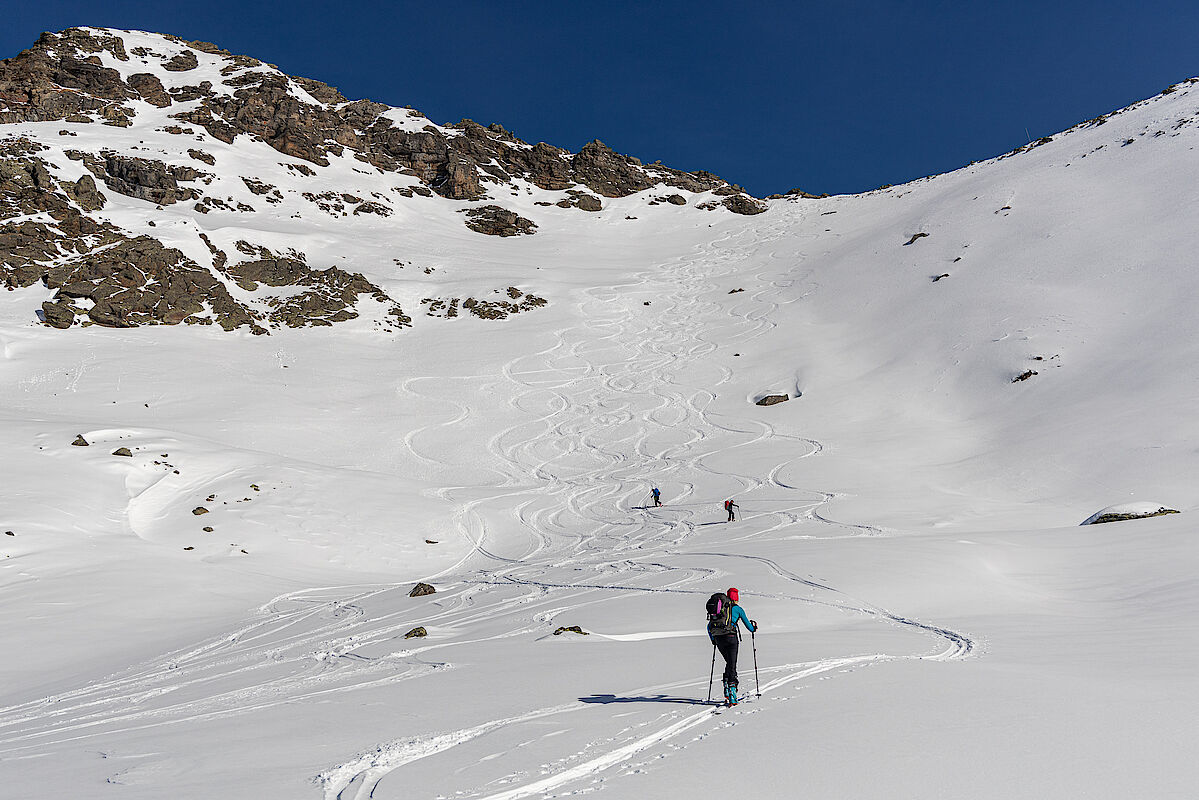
[{"left": 707, "top": 586, "right": 756, "bottom": 703}]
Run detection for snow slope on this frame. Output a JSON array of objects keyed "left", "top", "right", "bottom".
[{"left": 2, "top": 29, "right": 1198, "bottom": 800}]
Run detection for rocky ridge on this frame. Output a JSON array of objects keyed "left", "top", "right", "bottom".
[{"left": 0, "top": 28, "right": 770, "bottom": 333}]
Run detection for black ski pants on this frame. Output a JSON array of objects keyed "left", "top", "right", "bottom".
[{"left": 713, "top": 632, "right": 740, "bottom": 687}]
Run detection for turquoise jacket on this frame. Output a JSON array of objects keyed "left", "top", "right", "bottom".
[{"left": 709, "top": 604, "right": 756, "bottom": 640}]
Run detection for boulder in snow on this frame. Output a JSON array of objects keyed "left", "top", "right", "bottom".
[
  {"left": 1080, "top": 503, "right": 1180, "bottom": 525},
  {"left": 755, "top": 394, "right": 789, "bottom": 406},
  {"left": 552, "top": 626, "right": 588, "bottom": 636},
  {"left": 409, "top": 582, "right": 436, "bottom": 597}
]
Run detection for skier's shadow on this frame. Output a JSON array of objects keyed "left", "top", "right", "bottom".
[{"left": 579, "top": 693, "right": 710, "bottom": 706}]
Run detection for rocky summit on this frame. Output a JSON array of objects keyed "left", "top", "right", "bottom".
[{"left": 0, "top": 27, "right": 769, "bottom": 334}]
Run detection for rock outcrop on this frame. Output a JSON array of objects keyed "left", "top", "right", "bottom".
[
  {"left": 755, "top": 394, "right": 789, "bottom": 406},
  {"left": 0, "top": 29, "right": 756, "bottom": 203},
  {"left": 464, "top": 205, "right": 537, "bottom": 237},
  {"left": 0, "top": 27, "right": 767, "bottom": 337}
]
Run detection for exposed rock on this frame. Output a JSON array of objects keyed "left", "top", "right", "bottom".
[
  {"left": 2, "top": 28, "right": 760, "bottom": 206},
  {"left": 227, "top": 252, "right": 410, "bottom": 329},
  {"left": 464, "top": 205, "right": 536, "bottom": 237},
  {"left": 113, "top": 447, "right": 133, "bottom": 457},
  {"left": 556, "top": 189, "right": 602, "bottom": 211},
  {"left": 42, "top": 236, "right": 261, "bottom": 331},
  {"left": 767, "top": 187, "right": 829, "bottom": 200},
  {"left": 163, "top": 50, "right": 199, "bottom": 72},
  {"left": 352, "top": 201, "right": 391, "bottom": 216},
  {"left": 126, "top": 73, "right": 171, "bottom": 107},
  {"left": 241, "top": 177, "right": 276, "bottom": 195},
  {"left": 409, "top": 582, "right": 436, "bottom": 597},
  {"left": 665, "top": 194, "right": 687, "bottom": 205},
  {"left": 71, "top": 434, "right": 89, "bottom": 446},
  {"left": 66, "top": 173, "right": 106, "bottom": 210},
  {"left": 98, "top": 153, "right": 201, "bottom": 205},
  {"left": 755, "top": 394, "right": 789, "bottom": 406},
  {"left": 192, "top": 506, "right": 208, "bottom": 515},
  {"left": 722, "top": 194, "right": 767, "bottom": 215},
  {"left": 932, "top": 273, "right": 950, "bottom": 282},
  {"left": 188, "top": 148, "right": 215, "bottom": 165},
  {"left": 571, "top": 140, "right": 653, "bottom": 197},
  {"left": 1081, "top": 506, "right": 1180, "bottom": 525},
  {"left": 0, "top": 30, "right": 136, "bottom": 125},
  {"left": 403, "top": 626, "right": 428, "bottom": 639},
  {"left": 552, "top": 626, "right": 588, "bottom": 636},
  {"left": 1012, "top": 370, "right": 1037, "bottom": 383},
  {"left": 903, "top": 232, "right": 930, "bottom": 245},
  {"left": 424, "top": 288, "right": 548, "bottom": 320},
  {"left": 293, "top": 76, "right": 346, "bottom": 105}
]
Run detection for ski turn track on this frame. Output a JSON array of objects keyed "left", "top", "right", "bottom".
[
  {"left": 0, "top": 208, "right": 976, "bottom": 799},
  {"left": 316, "top": 210, "right": 975, "bottom": 799}
]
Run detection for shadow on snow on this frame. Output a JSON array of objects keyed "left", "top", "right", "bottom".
[{"left": 578, "top": 693, "right": 712, "bottom": 706}]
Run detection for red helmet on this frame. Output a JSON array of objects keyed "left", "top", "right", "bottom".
[{"left": 727, "top": 587, "right": 739, "bottom": 602}]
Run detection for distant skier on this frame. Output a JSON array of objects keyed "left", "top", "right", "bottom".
[
  {"left": 651, "top": 487, "right": 662, "bottom": 507},
  {"left": 724, "top": 499, "right": 739, "bottom": 522},
  {"left": 706, "top": 587, "right": 756, "bottom": 705}
]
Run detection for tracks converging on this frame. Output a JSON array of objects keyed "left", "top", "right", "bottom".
[{"left": 0, "top": 208, "right": 974, "bottom": 799}]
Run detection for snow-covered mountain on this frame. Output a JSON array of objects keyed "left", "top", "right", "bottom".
[{"left": 1, "top": 27, "right": 1197, "bottom": 800}]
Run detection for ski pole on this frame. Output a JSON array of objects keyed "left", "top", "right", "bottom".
[
  {"left": 707, "top": 641, "right": 716, "bottom": 702},
  {"left": 751, "top": 623, "right": 760, "bottom": 697}
]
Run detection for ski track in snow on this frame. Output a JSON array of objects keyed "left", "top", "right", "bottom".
[
  {"left": 313, "top": 212, "right": 973, "bottom": 799},
  {"left": 0, "top": 210, "right": 974, "bottom": 798}
]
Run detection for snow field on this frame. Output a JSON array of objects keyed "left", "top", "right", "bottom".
[{"left": 2, "top": 34, "right": 1199, "bottom": 798}]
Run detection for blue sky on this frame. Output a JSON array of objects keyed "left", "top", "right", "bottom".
[{"left": 3, "top": 1, "right": 1197, "bottom": 196}]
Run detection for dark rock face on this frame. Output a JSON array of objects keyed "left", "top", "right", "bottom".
[
  {"left": 96, "top": 153, "right": 201, "bottom": 205},
  {"left": 766, "top": 187, "right": 829, "bottom": 200},
  {"left": 570, "top": 140, "right": 653, "bottom": 197},
  {"left": 464, "top": 205, "right": 537, "bottom": 237},
  {"left": 113, "top": 447, "right": 133, "bottom": 457},
  {"left": 0, "top": 30, "right": 136, "bottom": 125},
  {"left": 556, "top": 189, "right": 602, "bottom": 211},
  {"left": 127, "top": 73, "right": 171, "bottom": 107},
  {"left": 403, "top": 626, "right": 428, "bottom": 639},
  {"left": 1, "top": 149, "right": 128, "bottom": 290},
  {"left": 41, "top": 236, "right": 260, "bottom": 330},
  {"left": 423, "top": 287, "right": 547, "bottom": 320},
  {"left": 2, "top": 30, "right": 754, "bottom": 202},
  {"left": 163, "top": 50, "right": 198, "bottom": 72},
  {"left": 187, "top": 148, "right": 215, "bottom": 165},
  {"left": 228, "top": 253, "right": 408, "bottom": 329},
  {"left": 552, "top": 626, "right": 588, "bottom": 636},
  {"left": 71, "top": 435, "right": 89, "bottom": 446},
  {"left": 1083, "top": 507, "right": 1179, "bottom": 525},
  {"left": 409, "top": 582, "right": 436, "bottom": 597},
  {"left": 0, "top": 28, "right": 764, "bottom": 339},
  {"left": 722, "top": 194, "right": 767, "bottom": 215},
  {"left": 755, "top": 394, "right": 789, "bottom": 406}
]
